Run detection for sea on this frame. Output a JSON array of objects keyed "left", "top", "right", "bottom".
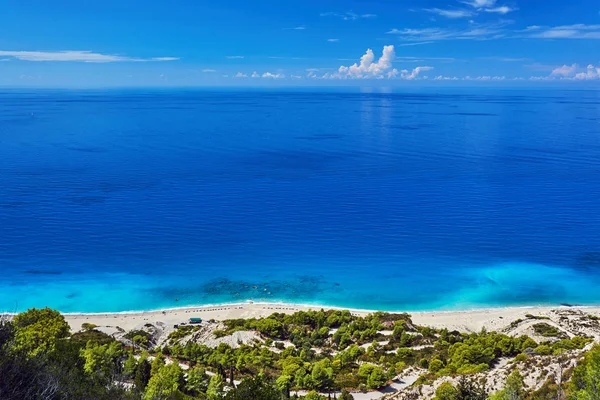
[{"left": 1, "top": 88, "right": 600, "bottom": 313}]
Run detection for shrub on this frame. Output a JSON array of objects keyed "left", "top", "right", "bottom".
[{"left": 532, "top": 323, "right": 564, "bottom": 338}]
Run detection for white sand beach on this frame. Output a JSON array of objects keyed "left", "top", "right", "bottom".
[{"left": 63, "top": 302, "right": 600, "bottom": 337}]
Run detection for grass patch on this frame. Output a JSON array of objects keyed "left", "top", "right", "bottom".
[{"left": 532, "top": 323, "right": 564, "bottom": 338}]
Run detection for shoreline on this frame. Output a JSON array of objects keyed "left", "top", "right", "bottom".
[
  {"left": 11, "top": 296, "right": 595, "bottom": 317},
  {"left": 51, "top": 301, "right": 600, "bottom": 335},
  {"left": 58, "top": 301, "right": 597, "bottom": 317}
]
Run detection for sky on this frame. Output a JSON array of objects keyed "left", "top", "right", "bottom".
[{"left": 0, "top": 0, "right": 599, "bottom": 87}]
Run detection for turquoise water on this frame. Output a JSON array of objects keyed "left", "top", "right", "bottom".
[{"left": 1, "top": 89, "right": 600, "bottom": 312}]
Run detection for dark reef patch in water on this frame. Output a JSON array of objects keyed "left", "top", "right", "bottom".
[{"left": 25, "top": 270, "right": 63, "bottom": 275}]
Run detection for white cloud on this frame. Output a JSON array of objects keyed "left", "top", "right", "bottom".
[
  {"left": 485, "top": 6, "right": 517, "bottom": 14},
  {"left": 320, "top": 12, "right": 376, "bottom": 20},
  {"left": 251, "top": 72, "right": 260, "bottom": 78},
  {"left": 329, "top": 45, "right": 433, "bottom": 80},
  {"left": 423, "top": 8, "right": 474, "bottom": 18},
  {"left": 336, "top": 45, "right": 396, "bottom": 78},
  {"left": 202, "top": 69, "right": 216, "bottom": 73},
  {"left": 481, "top": 56, "right": 529, "bottom": 62},
  {"left": 434, "top": 75, "right": 460, "bottom": 80},
  {"left": 531, "top": 64, "right": 600, "bottom": 81},
  {"left": 462, "top": 0, "right": 497, "bottom": 7},
  {"left": 262, "top": 72, "right": 285, "bottom": 79},
  {"left": 267, "top": 56, "right": 306, "bottom": 60},
  {"left": 523, "top": 24, "right": 600, "bottom": 39},
  {"left": 387, "top": 21, "right": 512, "bottom": 41},
  {"left": 285, "top": 26, "right": 306, "bottom": 30},
  {"left": 327, "top": 39, "right": 340, "bottom": 42},
  {"left": 574, "top": 65, "right": 600, "bottom": 80},
  {"left": 0, "top": 50, "right": 178, "bottom": 63},
  {"left": 549, "top": 64, "right": 600, "bottom": 80},
  {"left": 461, "top": 0, "right": 515, "bottom": 13},
  {"left": 398, "top": 41, "right": 435, "bottom": 47},
  {"left": 401, "top": 66, "right": 434, "bottom": 80},
  {"left": 226, "top": 56, "right": 244, "bottom": 59},
  {"left": 234, "top": 72, "right": 248, "bottom": 78},
  {"left": 551, "top": 64, "right": 578, "bottom": 77}
]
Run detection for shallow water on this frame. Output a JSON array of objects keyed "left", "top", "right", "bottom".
[{"left": 1, "top": 88, "right": 600, "bottom": 312}]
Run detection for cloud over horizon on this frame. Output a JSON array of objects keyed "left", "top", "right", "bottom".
[
  {"left": 328, "top": 45, "right": 433, "bottom": 80},
  {"left": 0, "top": 50, "right": 179, "bottom": 63}
]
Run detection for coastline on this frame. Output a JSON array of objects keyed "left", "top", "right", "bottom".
[{"left": 58, "top": 301, "right": 600, "bottom": 335}]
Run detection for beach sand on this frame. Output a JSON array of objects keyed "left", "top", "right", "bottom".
[{"left": 62, "top": 302, "right": 600, "bottom": 337}]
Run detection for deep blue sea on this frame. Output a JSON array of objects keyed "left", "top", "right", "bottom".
[{"left": 1, "top": 88, "right": 600, "bottom": 312}]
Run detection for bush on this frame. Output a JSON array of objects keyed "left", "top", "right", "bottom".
[
  {"left": 534, "top": 344, "right": 552, "bottom": 355},
  {"left": 532, "top": 323, "right": 563, "bottom": 338},
  {"left": 514, "top": 353, "right": 529, "bottom": 363},
  {"left": 435, "top": 382, "right": 459, "bottom": 400},
  {"left": 429, "top": 359, "right": 444, "bottom": 373}
]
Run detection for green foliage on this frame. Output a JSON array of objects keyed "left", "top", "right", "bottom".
[
  {"left": 225, "top": 375, "right": 281, "bottom": 400},
  {"left": 514, "top": 353, "right": 529, "bottom": 363},
  {"left": 489, "top": 370, "right": 526, "bottom": 400},
  {"left": 81, "top": 341, "right": 124, "bottom": 383},
  {"left": 366, "top": 365, "right": 387, "bottom": 389},
  {"left": 456, "top": 375, "right": 487, "bottom": 400},
  {"left": 144, "top": 363, "right": 184, "bottom": 400},
  {"left": 2, "top": 306, "right": 597, "bottom": 400},
  {"left": 532, "top": 323, "right": 564, "bottom": 338},
  {"left": 12, "top": 307, "right": 70, "bottom": 357},
  {"left": 526, "top": 314, "right": 550, "bottom": 320},
  {"left": 81, "top": 322, "right": 98, "bottom": 331},
  {"left": 135, "top": 358, "right": 152, "bottom": 393},
  {"left": 445, "top": 332, "right": 533, "bottom": 374},
  {"left": 435, "top": 381, "right": 459, "bottom": 400},
  {"left": 339, "top": 389, "right": 355, "bottom": 400},
  {"left": 125, "top": 329, "right": 153, "bottom": 348},
  {"left": 168, "top": 324, "right": 201, "bottom": 344},
  {"left": 568, "top": 344, "right": 600, "bottom": 400},
  {"left": 429, "top": 358, "right": 444, "bottom": 373},
  {"left": 531, "top": 378, "right": 562, "bottom": 400},
  {"left": 71, "top": 328, "right": 115, "bottom": 345},
  {"left": 304, "top": 390, "right": 323, "bottom": 400},
  {"left": 151, "top": 353, "right": 166, "bottom": 376},
  {"left": 186, "top": 366, "right": 209, "bottom": 395},
  {"left": 207, "top": 373, "right": 225, "bottom": 399},
  {"left": 534, "top": 344, "right": 552, "bottom": 356},
  {"left": 124, "top": 353, "right": 138, "bottom": 378}
]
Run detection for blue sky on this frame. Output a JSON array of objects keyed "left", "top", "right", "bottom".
[{"left": 1, "top": 0, "right": 599, "bottom": 86}]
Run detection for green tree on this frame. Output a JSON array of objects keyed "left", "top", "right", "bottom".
[
  {"left": 429, "top": 359, "right": 444, "bottom": 373},
  {"left": 80, "top": 341, "right": 123, "bottom": 384},
  {"left": 276, "top": 374, "right": 293, "bottom": 399},
  {"left": 569, "top": 345, "right": 600, "bottom": 400},
  {"left": 124, "top": 353, "right": 138, "bottom": 378},
  {"left": 305, "top": 390, "right": 323, "bottom": 400},
  {"left": 311, "top": 359, "right": 333, "bottom": 391},
  {"left": 366, "top": 366, "right": 387, "bottom": 389},
  {"left": 186, "top": 366, "right": 209, "bottom": 396},
  {"left": 135, "top": 358, "right": 152, "bottom": 393},
  {"left": 81, "top": 322, "right": 98, "bottom": 331},
  {"left": 151, "top": 353, "right": 166, "bottom": 376},
  {"left": 456, "top": 376, "right": 487, "bottom": 400},
  {"left": 144, "top": 363, "right": 184, "bottom": 400},
  {"left": 490, "top": 370, "right": 526, "bottom": 400},
  {"left": 357, "top": 363, "right": 375, "bottom": 383},
  {"left": 225, "top": 375, "right": 281, "bottom": 400},
  {"left": 207, "top": 373, "right": 225, "bottom": 400},
  {"left": 435, "top": 382, "right": 459, "bottom": 400},
  {"left": 339, "top": 389, "right": 354, "bottom": 400},
  {"left": 12, "top": 307, "right": 70, "bottom": 357}
]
